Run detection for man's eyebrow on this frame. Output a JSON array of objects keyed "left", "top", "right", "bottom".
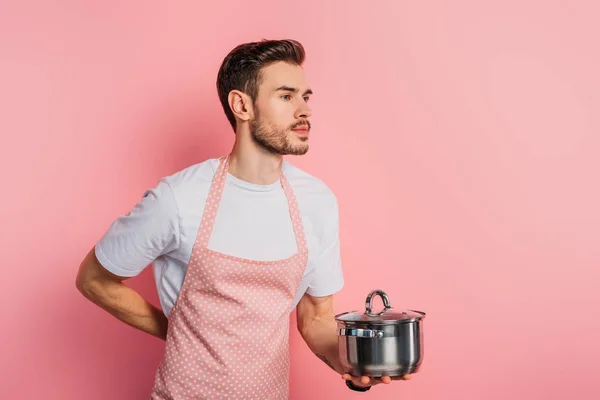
[{"left": 275, "top": 86, "right": 313, "bottom": 96}]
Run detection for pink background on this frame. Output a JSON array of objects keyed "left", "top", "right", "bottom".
[{"left": 1, "top": 1, "right": 599, "bottom": 399}]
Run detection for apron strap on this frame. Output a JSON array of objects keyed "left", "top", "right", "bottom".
[
  {"left": 280, "top": 172, "right": 309, "bottom": 255},
  {"left": 196, "top": 156, "right": 229, "bottom": 249}
]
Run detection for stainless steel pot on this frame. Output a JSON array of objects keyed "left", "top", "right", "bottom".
[{"left": 335, "top": 289, "right": 426, "bottom": 377}]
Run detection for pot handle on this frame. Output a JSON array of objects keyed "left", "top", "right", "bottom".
[
  {"left": 339, "top": 328, "right": 384, "bottom": 338},
  {"left": 365, "top": 289, "right": 392, "bottom": 317}
]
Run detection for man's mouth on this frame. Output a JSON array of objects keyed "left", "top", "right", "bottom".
[{"left": 292, "top": 125, "right": 310, "bottom": 133}]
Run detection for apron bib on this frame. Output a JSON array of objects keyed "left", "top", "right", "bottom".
[{"left": 150, "top": 155, "right": 308, "bottom": 399}]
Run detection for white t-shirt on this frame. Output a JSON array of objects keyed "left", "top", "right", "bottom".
[{"left": 95, "top": 157, "right": 344, "bottom": 317}]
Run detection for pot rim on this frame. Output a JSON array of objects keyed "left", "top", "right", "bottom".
[{"left": 335, "top": 309, "right": 426, "bottom": 325}]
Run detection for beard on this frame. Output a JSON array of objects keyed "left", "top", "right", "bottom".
[{"left": 250, "top": 113, "right": 310, "bottom": 156}]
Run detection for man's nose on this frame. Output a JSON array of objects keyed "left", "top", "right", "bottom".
[{"left": 295, "top": 103, "right": 312, "bottom": 119}]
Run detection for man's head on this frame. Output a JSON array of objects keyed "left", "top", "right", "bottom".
[{"left": 217, "top": 39, "right": 313, "bottom": 155}]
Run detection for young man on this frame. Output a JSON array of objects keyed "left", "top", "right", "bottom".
[{"left": 76, "top": 39, "right": 410, "bottom": 398}]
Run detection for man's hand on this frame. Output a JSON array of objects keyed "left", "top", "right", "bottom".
[{"left": 342, "top": 372, "right": 412, "bottom": 388}]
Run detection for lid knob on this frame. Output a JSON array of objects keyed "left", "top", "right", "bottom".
[{"left": 365, "top": 289, "right": 392, "bottom": 317}]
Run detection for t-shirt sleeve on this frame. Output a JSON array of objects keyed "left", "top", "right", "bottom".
[
  {"left": 305, "top": 197, "right": 345, "bottom": 297},
  {"left": 94, "top": 179, "right": 180, "bottom": 277}
]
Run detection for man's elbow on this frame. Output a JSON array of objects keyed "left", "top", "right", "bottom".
[
  {"left": 297, "top": 315, "right": 318, "bottom": 340},
  {"left": 75, "top": 248, "right": 105, "bottom": 300},
  {"left": 75, "top": 267, "right": 98, "bottom": 300}
]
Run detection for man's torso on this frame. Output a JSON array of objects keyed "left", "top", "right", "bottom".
[{"left": 95, "top": 157, "right": 344, "bottom": 316}]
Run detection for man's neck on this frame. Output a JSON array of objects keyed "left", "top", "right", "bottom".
[{"left": 228, "top": 132, "right": 283, "bottom": 185}]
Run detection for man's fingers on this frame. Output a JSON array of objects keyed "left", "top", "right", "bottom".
[
  {"left": 392, "top": 373, "right": 412, "bottom": 381},
  {"left": 342, "top": 373, "right": 413, "bottom": 387}
]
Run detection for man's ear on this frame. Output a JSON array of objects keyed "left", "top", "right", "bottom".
[{"left": 228, "top": 90, "right": 254, "bottom": 124}]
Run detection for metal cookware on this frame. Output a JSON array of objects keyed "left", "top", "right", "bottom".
[{"left": 335, "top": 289, "right": 426, "bottom": 377}]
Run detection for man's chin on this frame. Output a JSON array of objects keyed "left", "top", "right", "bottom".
[
  {"left": 252, "top": 134, "right": 309, "bottom": 156},
  {"left": 285, "top": 143, "right": 309, "bottom": 156},
  {"left": 285, "top": 137, "right": 309, "bottom": 155}
]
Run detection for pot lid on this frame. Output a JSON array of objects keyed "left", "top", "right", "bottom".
[{"left": 335, "top": 289, "right": 425, "bottom": 324}]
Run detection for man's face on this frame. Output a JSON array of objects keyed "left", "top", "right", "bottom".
[{"left": 250, "top": 62, "right": 313, "bottom": 155}]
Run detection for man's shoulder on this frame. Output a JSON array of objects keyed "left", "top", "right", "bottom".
[
  {"left": 159, "top": 157, "right": 220, "bottom": 194},
  {"left": 283, "top": 161, "right": 338, "bottom": 207}
]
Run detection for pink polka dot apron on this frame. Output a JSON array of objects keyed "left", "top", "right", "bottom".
[{"left": 150, "top": 155, "right": 308, "bottom": 399}]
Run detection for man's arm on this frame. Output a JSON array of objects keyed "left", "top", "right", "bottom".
[
  {"left": 296, "top": 292, "right": 344, "bottom": 374},
  {"left": 75, "top": 247, "right": 168, "bottom": 340}
]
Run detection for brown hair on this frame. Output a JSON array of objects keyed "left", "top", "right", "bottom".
[{"left": 216, "top": 39, "right": 306, "bottom": 131}]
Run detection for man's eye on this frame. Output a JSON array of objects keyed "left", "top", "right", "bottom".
[
  {"left": 303, "top": 96, "right": 310, "bottom": 102},
  {"left": 281, "top": 95, "right": 292, "bottom": 100}
]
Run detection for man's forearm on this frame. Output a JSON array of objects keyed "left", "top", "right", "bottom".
[
  {"left": 80, "top": 280, "right": 168, "bottom": 340},
  {"left": 300, "top": 312, "right": 344, "bottom": 375}
]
